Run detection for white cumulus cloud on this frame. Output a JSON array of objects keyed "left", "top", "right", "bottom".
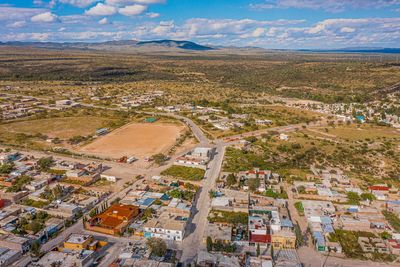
[
  {"left": 0, "top": 7, "right": 45, "bottom": 21},
  {"left": 251, "top": 0, "right": 400, "bottom": 12},
  {"left": 59, "top": 0, "right": 98, "bottom": 8},
  {"left": 340, "top": 27, "right": 355, "bottom": 33},
  {"left": 85, "top": 3, "right": 117, "bottom": 16},
  {"left": 7, "top": 20, "right": 27, "bottom": 28},
  {"left": 118, "top": 4, "right": 147, "bottom": 16},
  {"left": 31, "top": 12, "right": 58, "bottom": 23},
  {"left": 252, "top": 27, "right": 265, "bottom": 37},
  {"left": 98, "top": 17, "right": 109, "bottom": 24},
  {"left": 106, "top": 0, "right": 164, "bottom": 5},
  {"left": 146, "top": 12, "right": 160, "bottom": 18}
]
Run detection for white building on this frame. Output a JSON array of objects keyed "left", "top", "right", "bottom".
[
  {"left": 144, "top": 212, "right": 186, "bottom": 242},
  {"left": 279, "top": 133, "right": 289, "bottom": 141}
]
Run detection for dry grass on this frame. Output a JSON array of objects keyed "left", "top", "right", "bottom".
[
  {"left": 0, "top": 116, "right": 114, "bottom": 139},
  {"left": 312, "top": 124, "right": 400, "bottom": 141}
]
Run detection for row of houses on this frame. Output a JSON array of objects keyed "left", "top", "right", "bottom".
[
  {"left": 0, "top": 150, "right": 114, "bottom": 265},
  {"left": 287, "top": 95, "right": 400, "bottom": 128},
  {"left": 84, "top": 178, "right": 196, "bottom": 243},
  {"left": 207, "top": 191, "right": 297, "bottom": 250}
]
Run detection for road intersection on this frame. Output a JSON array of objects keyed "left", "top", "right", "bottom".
[{"left": 3, "top": 94, "right": 331, "bottom": 266}]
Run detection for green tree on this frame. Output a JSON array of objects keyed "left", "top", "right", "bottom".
[
  {"left": 147, "top": 237, "right": 167, "bottom": 257},
  {"left": 206, "top": 236, "right": 213, "bottom": 252},
  {"left": 347, "top": 192, "right": 361, "bottom": 205},
  {"left": 89, "top": 209, "right": 97, "bottom": 218},
  {"left": 208, "top": 190, "right": 217, "bottom": 198},
  {"left": 380, "top": 231, "right": 392, "bottom": 240},
  {"left": 6, "top": 175, "right": 33, "bottom": 192},
  {"left": 256, "top": 243, "right": 260, "bottom": 256},
  {"left": 29, "top": 221, "right": 43, "bottom": 234},
  {"left": 213, "top": 240, "right": 223, "bottom": 251},
  {"left": 30, "top": 240, "right": 41, "bottom": 257},
  {"left": 142, "top": 208, "right": 155, "bottom": 221},
  {"left": 245, "top": 136, "right": 257, "bottom": 143},
  {"left": 37, "top": 157, "right": 54, "bottom": 171},
  {"left": 360, "top": 193, "right": 376, "bottom": 201},
  {"left": 52, "top": 184, "right": 64, "bottom": 199},
  {"left": 226, "top": 173, "right": 237, "bottom": 187},
  {"left": 248, "top": 178, "right": 260, "bottom": 192},
  {"left": 151, "top": 153, "right": 168, "bottom": 165},
  {"left": 0, "top": 162, "right": 15, "bottom": 174}
]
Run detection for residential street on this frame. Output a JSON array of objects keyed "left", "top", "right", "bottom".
[
  {"left": 1, "top": 93, "right": 340, "bottom": 266},
  {"left": 180, "top": 143, "right": 226, "bottom": 264}
]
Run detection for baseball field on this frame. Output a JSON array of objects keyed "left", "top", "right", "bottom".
[{"left": 79, "top": 122, "right": 185, "bottom": 158}]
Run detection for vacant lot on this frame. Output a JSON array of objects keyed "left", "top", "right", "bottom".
[
  {"left": 161, "top": 165, "right": 205, "bottom": 181},
  {"left": 314, "top": 124, "right": 400, "bottom": 141},
  {"left": 79, "top": 122, "right": 185, "bottom": 158},
  {"left": 0, "top": 116, "right": 113, "bottom": 139}
]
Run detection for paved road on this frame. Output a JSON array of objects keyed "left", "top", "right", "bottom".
[
  {"left": 143, "top": 111, "right": 210, "bottom": 146},
  {"left": 285, "top": 183, "right": 308, "bottom": 236},
  {"left": 41, "top": 218, "right": 84, "bottom": 253},
  {"left": 3, "top": 92, "right": 346, "bottom": 265},
  {"left": 180, "top": 143, "right": 225, "bottom": 264}
]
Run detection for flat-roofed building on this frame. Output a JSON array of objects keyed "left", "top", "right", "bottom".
[
  {"left": 0, "top": 247, "right": 21, "bottom": 266},
  {"left": 36, "top": 250, "right": 95, "bottom": 267},
  {"left": 144, "top": 212, "right": 186, "bottom": 242},
  {"left": 0, "top": 235, "right": 30, "bottom": 253},
  {"left": 204, "top": 223, "right": 232, "bottom": 244},
  {"left": 64, "top": 234, "right": 93, "bottom": 251},
  {"left": 272, "top": 230, "right": 296, "bottom": 249},
  {"left": 86, "top": 204, "right": 139, "bottom": 236}
]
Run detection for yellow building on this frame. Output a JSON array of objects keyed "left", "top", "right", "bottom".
[
  {"left": 63, "top": 234, "right": 93, "bottom": 250},
  {"left": 272, "top": 230, "right": 296, "bottom": 249}
]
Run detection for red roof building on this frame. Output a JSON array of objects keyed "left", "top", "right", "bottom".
[
  {"left": 368, "top": 186, "right": 390, "bottom": 191},
  {"left": 250, "top": 233, "right": 271, "bottom": 243}
]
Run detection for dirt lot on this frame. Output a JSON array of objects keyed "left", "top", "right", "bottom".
[
  {"left": 0, "top": 116, "right": 114, "bottom": 139},
  {"left": 79, "top": 122, "right": 185, "bottom": 159}
]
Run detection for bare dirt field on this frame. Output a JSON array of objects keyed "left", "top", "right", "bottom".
[{"left": 79, "top": 122, "right": 185, "bottom": 159}]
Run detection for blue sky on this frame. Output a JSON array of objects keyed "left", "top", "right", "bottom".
[{"left": 1, "top": 0, "right": 400, "bottom": 48}]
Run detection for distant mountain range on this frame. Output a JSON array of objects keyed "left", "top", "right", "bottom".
[
  {"left": 0, "top": 39, "right": 215, "bottom": 52},
  {"left": 0, "top": 39, "right": 399, "bottom": 54},
  {"left": 297, "top": 47, "right": 400, "bottom": 54}
]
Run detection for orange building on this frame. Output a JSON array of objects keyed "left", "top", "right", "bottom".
[{"left": 85, "top": 204, "right": 139, "bottom": 236}]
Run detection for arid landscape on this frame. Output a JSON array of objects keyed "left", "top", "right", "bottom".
[
  {"left": 79, "top": 122, "right": 186, "bottom": 159},
  {"left": 0, "top": 1, "right": 399, "bottom": 265}
]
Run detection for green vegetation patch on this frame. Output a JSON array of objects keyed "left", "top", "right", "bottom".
[
  {"left": 265, "top": 188, "right": 288, "bottom": 199},
  {"left": 161, "top": 165, "right": 205, "bottom": 181},
  {"left": 294, "top": 202, "right": 304, "bottom": 216},
  {"left": 383, "top": 211, "right": 400, "bottom": 233},
  {"left": 208, "top": 210, "right": 248, "bottom": 225},
  {"left": 13, "top": 211, "right": 50, "bottom": 235},
  {"left": 223, "top": 147, "right": 269, "bottom": 173},
  {"left": 329, "top": 230, "right": 396, "bottom": 261},
  {"left": 22, "top": 198, "right": 50, "bottom": 208},
  {"left": 7, "top": 175, "right": 33, "bottom": 192},
  {"left": 167, "top": 188, "right": 196, "bottom": 201}
]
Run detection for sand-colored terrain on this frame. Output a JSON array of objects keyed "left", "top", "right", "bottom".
[
  {"left": 0, "top": 117, "right": 114, "bottom": 139},
  {"left": 79, "top": 122, "right": 185, "bottom": 158}
]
